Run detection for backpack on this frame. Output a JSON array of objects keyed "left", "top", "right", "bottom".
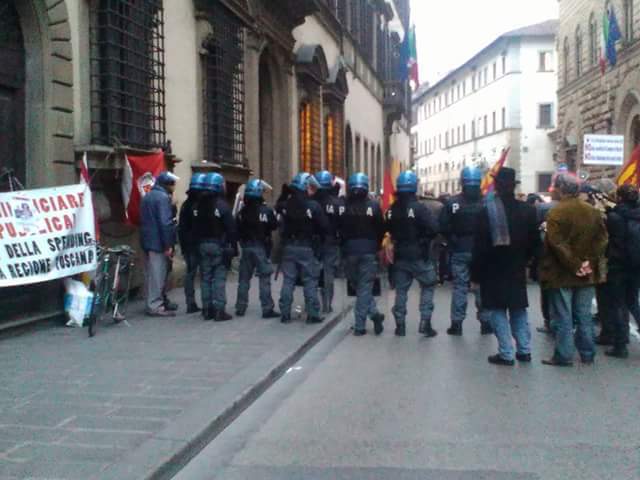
[{"left": 624, "top": 215, "right": 640, "bottom": 268}]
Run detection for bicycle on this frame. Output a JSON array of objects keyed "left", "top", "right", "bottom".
[{"left": 87, "top": 244, "right": 135, "bottom": 337}]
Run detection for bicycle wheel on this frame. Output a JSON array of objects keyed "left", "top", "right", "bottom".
[{"left": 88, "top": 272, "right": 109, "bottom": 337}]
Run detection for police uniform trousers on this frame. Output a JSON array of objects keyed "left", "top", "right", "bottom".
[
  {"left": 183, "top": 249, "right": 200, "bottom": 306},
  {"left": 320, "top": 242, "right": 339, "bottom": 313},
  {"left": 344, "top": 254, "right": 380, "bottom": 331},
  {"left": 392, "top": 258, "right": 437, "bottom": 327},
  {"left": 278, "top": 244, "right": 320, "bottom": 318},
  {"left": 236, "top": 243, "right": 275, "bottom": 314},
  {"left": 450, "top": 252, "right": 490, "bottom": 325},
  {"left": 199, "top": 240, "right": 227, "bottom": 311}
]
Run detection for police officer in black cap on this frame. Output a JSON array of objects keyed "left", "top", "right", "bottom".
[
  {"left": 313, "top": 170, "right": 344, "bottom": 314},
  {"left": 277, "top": 172, "right": 329, "bottom": 324},
  {"left": 440, "top": 166, "right": 492, "bottom": 335},
  {"left": 386, "top": 171, "right": 439, "bottom": 337},
  {"left": 338, "top": 173, "right": 385, "bottom": 336},
  {"left": 194, "top": 172, "right": 238, "bottom": 321}
]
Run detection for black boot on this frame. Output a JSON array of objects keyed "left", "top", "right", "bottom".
[
  {"left": 395, "top": 323, "right": 406, "bottom": 337},
  {"left": 203, "top": 305, "right": 216, "bottom": 321},
  {"left": 480, "top": 323, "right": 494, "bottom": 335},
  {"left": 214, "top": 310, "right": 233, "bottom": 322},
  {"left": 306, "top": 315, "right": 324, "bottom": 324},
  {"left": 187, "top": 302, "right": 201, "bottom": 314},
  {"left": 420, "top": 319, "right": 438, "bottom": 338},
  {"left": 235, "top": 307, "right": 246, "bottom": 317},
  {"left": 371, "top": 313, "right": 385, "bottom": 335},
  {"left": 447, "top": 323, "right": 463, "bottom": 336},
  {"left": 605, "top": 347, "right": 629, "bottom": 358},
  {"left": 262, "top": 310, "right": 280, "bottom": 319},
  {"left": 281, "top": 314, "right": 292, "bottom": 324}
]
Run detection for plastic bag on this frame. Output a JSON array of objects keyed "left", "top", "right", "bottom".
[{"left": 64, "top": 278, "right": 94, "bottom": 327}]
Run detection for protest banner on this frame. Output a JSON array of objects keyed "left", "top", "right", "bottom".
[{"left": 0, "top": 184, "right": 97, "bottom": 288}]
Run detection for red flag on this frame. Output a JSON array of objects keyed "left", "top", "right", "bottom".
[
  {"left": 481, "top": 148, "right": 510, "bottom": 195},
  {"left": 617, "top": 145, "right": 640, "bottom": 187},
  {"left": 382, "top": 169, "right": 395, "bottom": 212},
  {"left": 121, "top": 151, "right": 165, "bottom": 225}
]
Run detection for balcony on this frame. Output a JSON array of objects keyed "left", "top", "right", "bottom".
[{"left": 384, "top": 80, "right": 408, "bottom": 113}]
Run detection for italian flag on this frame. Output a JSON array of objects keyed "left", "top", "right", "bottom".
[{"left": 407, "top": 25, "right": 419, "bottom": 88}]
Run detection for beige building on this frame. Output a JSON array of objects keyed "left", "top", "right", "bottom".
[
  {"left": 0, "top": 0, "right": 411, "bottom": 324},
  {"left": 557, "top": 0, "right": 640, "bottom": 177}
]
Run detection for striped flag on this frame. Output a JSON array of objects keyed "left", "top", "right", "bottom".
[
  {"left": 617, "top": 145, "right": 640, "bottom": 186},
  {"left": 481, "top": 148, "right": 510, "bottom": 195}
]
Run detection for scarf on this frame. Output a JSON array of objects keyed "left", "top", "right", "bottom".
[{"left": 487, "top": 194, "right": 511, "bottom": 247}]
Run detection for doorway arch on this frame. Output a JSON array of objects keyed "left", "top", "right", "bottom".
[{"left": 0, "top": 0, "right": 26, "bottom": 190}]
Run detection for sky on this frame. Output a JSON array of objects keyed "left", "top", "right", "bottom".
[{"left": 411, "top": 0, "right": 559, "bottom": 86}]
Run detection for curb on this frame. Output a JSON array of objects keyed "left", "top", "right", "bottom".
[{"left": 100, "top": 303, "right": 353, "bottom": 480}]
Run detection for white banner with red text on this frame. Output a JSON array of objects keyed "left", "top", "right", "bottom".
[{"left": 0, "top": 184, "right": 97, "bottom": 287}]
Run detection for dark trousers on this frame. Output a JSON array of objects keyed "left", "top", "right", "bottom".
[
  {"left": 596, "top": 284, "right": 614, "bottom": 339},
  {"left": 625, "top": 275, "right": 640, "bottom": 328},
  {"left": 602, "top": 272, "right": 630, "bottom": 349}
]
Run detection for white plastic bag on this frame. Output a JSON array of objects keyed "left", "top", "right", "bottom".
[{"left": 63, "top": 278, "right": 94, "bottom": 327}]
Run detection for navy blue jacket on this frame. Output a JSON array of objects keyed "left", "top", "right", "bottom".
[
  {"left": 338, "top": 195, "right": 384, "bottom": 256},
  {"left": 439, "top": 193, "right": 484, "bottom": 253},
  {"left": 140, "top": 184, "right": 177, "bottom": 253}
]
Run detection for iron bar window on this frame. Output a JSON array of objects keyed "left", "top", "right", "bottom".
[
  {"left": 90, "top": 0, "right": 166, "bottom": 150},
  {"left": 202, "top": 3, "right": 245, "bottom": 166}
]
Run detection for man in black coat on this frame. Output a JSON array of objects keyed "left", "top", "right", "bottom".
[
  {"left": 602, "top": 184, "right": 640, "bottom": 358},
  {"left": 471, "top": 168, "right": 540, "bottom": 366}
]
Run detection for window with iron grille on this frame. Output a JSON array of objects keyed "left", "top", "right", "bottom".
[
  {"left": 337, "top": 0, "right": 347, "bottom": 25},
  {"left": 362, "top": 1, "right": 374, "bottom": 63},
  {"left": 202, "top": 3, "right": 245, "bottom": 165},
  {"left": 349, "top": 1, "right": 361, "bottom": 42},
  {"left": 90, "top": 0, "right": 166, "bottom": 150}
]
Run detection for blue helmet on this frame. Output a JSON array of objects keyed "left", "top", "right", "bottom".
[
  {"left": 396, "top": 171, "right": 418, "bottom": 193},
  {"left": 461, "top": 166, "right": 482, "bottom": 187},
  {"left": 290, "top": 172, "right": 319, "bottom": 192},
  {"left": 244, "top": 179, "right": 265, "bottom": 199},
  {"left": 348, "top": 173, "right": 369, "bottom": 193},
  {"left": 189, "top": 173, "right": 207, "bottom": 191},
  {"left": 204, "top": 172, "right": 225, "bottom": 193},
  {"left": 314, "top": 170, "right": 333, "bottom": 189}
]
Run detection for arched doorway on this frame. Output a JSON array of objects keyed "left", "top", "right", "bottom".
[
  {"left": 631, "top": 115, "right": 640, "bottom": 147},
  {"left": 259, "top": 52, "right": 274, "bottom": 186},
  {"left": 0, "top": 0, "right": 25, "bottom": 191},
  {"left": 345, "top": 124, "right": 353, "bottom": 176}
]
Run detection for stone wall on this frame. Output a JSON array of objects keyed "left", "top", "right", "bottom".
[{"left": 557, "top": 0, "right": 640, "bottom": 179}]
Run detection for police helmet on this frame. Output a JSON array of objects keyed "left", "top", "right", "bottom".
[
  {"left": 290, "top": 172, "right": 319, "bottom": 192},
  {"left": 204, "top": 172, "right": 225, "bottom": 193},
  {"left": 396, "top": 171, "right": 418, "bottom": 193},
  {"left": 460, "top": 166, "right": 482, "bottom": 187},
  {"left": 189, "top": 173, "right": 207, "bottom": 191},
  {"left": 314, "top": 170, "right": 334, "bottom": 189},
  {"left": 245, "top": 179, "right": 265, "bottom": 199},
  {"left": 348, "top": 172, "right": 369, "bottom": 193},
  {"left": 156, "top": 171, "right": 180, "bottom": 186}
]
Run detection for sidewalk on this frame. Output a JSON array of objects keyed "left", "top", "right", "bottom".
[{"left": 0, "top": 275, "right": 352, "bottom": 480}]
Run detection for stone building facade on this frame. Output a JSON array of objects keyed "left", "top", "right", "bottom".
[
  {"left": 412, "top": 21, "right": 558, "bottom": 196},
  {"left": 557, "top": 0, "right": 640, "bottom": 178},
  {"left": 0, "top": 0, "right": 411, "bottom": 324}
]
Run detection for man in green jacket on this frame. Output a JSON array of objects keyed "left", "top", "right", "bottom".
[{"left": 540, "top": 173, "right": 608, "bottom": 366}]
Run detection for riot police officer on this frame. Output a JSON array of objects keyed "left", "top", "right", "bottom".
[
  {"left": 193, "top": 172, "right": 238, "bottom": 321},
  {"left": 314, "top": 170, "right": 343, "bottom": 314},
  {"left": 278, "top": 173, "right": 329, "bottom": 324},
  {"left": 386, "top": 171, "right": 439, "bottom": 337},
  {"left": 178, "top": 173, "right": 207, "bottom": 314},
  {"left": 440, "top": 166, "right": 492, "bottom": 335},
  {"left": 234, "top": 179, "right": 280, "bottom": 319},
  {"left": 338, "top": 173, "right": 385, "bottom": 336}
]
